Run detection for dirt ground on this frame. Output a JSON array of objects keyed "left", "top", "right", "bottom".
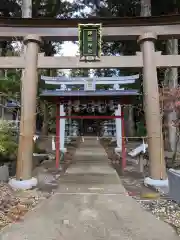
[{"left": 101, "top": 139, "right": 158, "bottom": 199}]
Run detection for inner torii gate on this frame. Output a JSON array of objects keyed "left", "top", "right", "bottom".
[
  {"left": 2, "top": 15, "right": 180, "bottom": 189},
  {"left": 40, "top": 74, "right": 140, "bottom": 170}
]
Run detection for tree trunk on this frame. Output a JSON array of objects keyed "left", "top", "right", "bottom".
[
  {"left": 140, "top": 0, "right": 151, "bottom": 17},
  {"left": 21, "top": 0, "right": 32, "bottom": 95},
  {"left": 136, "top": 0, "right": 152, "bottom": 140},
  {"left": 128, "top": 106, "right": 135, "bottom": 137},
  {"left": 41, "top": 101, "right": 48, "bottom": 136},
  {"left": 124, "top": 106, "right": 135, "bottom": 138},
  {"left": 164, "top": 0, "right": 178, "bottom": 152},
  {"left": 21, "top": 0, "right": 32, "bottom": 56},
  {"left": 41, "top": 69, "right": 52, "bottom": 136},
  {"left": 165, "top": 39, "right": 178, "bottom": 152},
  {"left": 21, "top": 0, "right": 32, "bottom": 18}
]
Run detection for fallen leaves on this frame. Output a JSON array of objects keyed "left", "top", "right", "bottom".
[
  {"left": 0, "top": 183, "right": 48, "bottom": 230},
  {"left": 138, "top": 199, "right": 180, "bottom": 236}
]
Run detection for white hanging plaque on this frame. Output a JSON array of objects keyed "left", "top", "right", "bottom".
[{"left": 84, "top": 79, "right": 95, "bottom": 91}]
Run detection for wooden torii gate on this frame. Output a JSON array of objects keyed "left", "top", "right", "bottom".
[{"left": 3, "top": 15, "right": 180, "bottom": 188}]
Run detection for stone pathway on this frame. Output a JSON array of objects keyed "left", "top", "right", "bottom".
[{"left": 0, "top": 137, "right": 179, "bottom": 239}]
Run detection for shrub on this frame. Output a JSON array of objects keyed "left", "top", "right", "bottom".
[{"left": 0, "top": 120, "right": 18, "bottom": 161}]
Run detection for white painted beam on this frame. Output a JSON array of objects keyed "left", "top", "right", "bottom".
[
  {"left": 44, "top": 80, "right": 136, "bottom": 85},
  {"left": 41, "top": 74, "right": 139, "bottom": 81}
]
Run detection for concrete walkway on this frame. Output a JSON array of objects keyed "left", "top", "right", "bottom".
[{"left": 0, "top": 137, "right": 179, "bottom": 240}]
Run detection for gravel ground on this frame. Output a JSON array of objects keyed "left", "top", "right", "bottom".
[
  {"left": 0, "top": 183, "right": 51, "bottom": 230},
  {"left": 100, "top": 139, "right": 180, "bottom": 237},
  {"left": 2, "top": 138, "right": 180, "bottom": 236},
  {"left": 137, "top": 199, "right": 180, "bottom": 236},
  {"left": 0, "top": 138, "right": 81, "bottom": 231}
]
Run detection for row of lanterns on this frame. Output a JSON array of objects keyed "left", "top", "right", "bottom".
[
  {"left": 100, "top": 121, "right": 116, "bottom": 137},
  {"left": 65, "top": 120, "right": 116, "bottom": 138},
  {"left": 65, "top": 120, "right": 79, "bottom": 137},
  {"left": 63, "top": 100, "right": 119, "bottom": 113}
]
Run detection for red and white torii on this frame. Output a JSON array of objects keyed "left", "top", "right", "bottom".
[{"left": 40, "top": 74, "right": 139, "bottom": 170}]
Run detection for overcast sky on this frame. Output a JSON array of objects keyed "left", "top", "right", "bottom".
[{"left": 60, "top": 42, "right": 78, "bottom": 56}]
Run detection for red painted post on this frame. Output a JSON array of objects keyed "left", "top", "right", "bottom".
[
  {"left": 121, "top": 108, "right": 126, "bottom": 170},
  {"left": 56, "top": 103, "right": 60, "bottom": 169}
]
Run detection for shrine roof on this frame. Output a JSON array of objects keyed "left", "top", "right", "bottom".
[
  {"left": 41, "top": 89, "right": 138, "bottom": 97},
  {"left": 40, "top": 89, "right": 139, "bottom": 102}
]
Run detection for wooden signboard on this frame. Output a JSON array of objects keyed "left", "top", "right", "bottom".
[{"left": 78, "top": 23, "right": 102, "bottom": 61}]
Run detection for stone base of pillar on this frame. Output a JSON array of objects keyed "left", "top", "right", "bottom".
[
  {"left": 115, "top": 147, "right": 122, "bottom": 152},
  {"left": 9, "top": 177, "right": 37, "bottom": 190},
  {"left": 144, "top": 177, "right": 168, "bottom": 188},
  {"left": 60, "top": 148, "right": 67, "bottom": 153}
]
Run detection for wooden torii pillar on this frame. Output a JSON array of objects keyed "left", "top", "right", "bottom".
[
  {"left": 138, "top": 32, "right": 166, "bottom": 182},
  {"left": 10, "top": 34, "right": 41, "bottom": 189}
]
